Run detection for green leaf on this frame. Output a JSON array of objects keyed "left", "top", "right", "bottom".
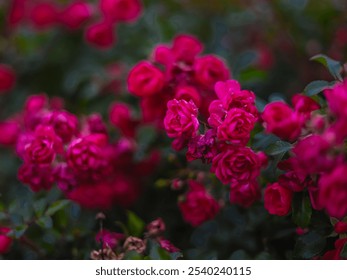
[
  {"left": 126, "top": 211, "right": 145, "bottom": 237},
  {"left": 33, "top": 198, "right": 48, "bottom": 217},
  {"left": 310, "top": 54, "right": 343, "bottom": 81},
  {"left": 8, "top": 224, "right": 28, "bottom": 239},
  {"left": 265, "top": 141, "right": 292, "bottom": 156},
  {"left": 293, "top": 231, "right": 326, "bottom": 259},
  {"left": 36, "top": 216, "right": 53, "bottom": 229},
  {"left": 45, "top": 200, "right": 70, "bottom": 216},
  {"left": 303, "top": 80, "right": 335, "bottom": 96},
  {"left": 292, "top": 193, "right": 312, "bottom": 228}
]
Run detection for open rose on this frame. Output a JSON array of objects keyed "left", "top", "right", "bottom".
[
  {"left": 164, "top": 99, "right": 199, "bottom": 138},
  {"left": 211, "top": 146, "right": 261, "bottom": 184},
  {"left": 217, "top": 108, "right": 256, "bottom": 145},
  {"left": 128, "top": 61, "right": 165, "bottom": 97},
  {"left": 179, "top": 180, "right": 220, "bottom": 227},
  {"left": 264, "top": 182, "right": 293, "bottom": 216}
]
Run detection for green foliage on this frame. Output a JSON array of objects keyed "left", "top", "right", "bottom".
[
  {"left": 310, "top": 54, "right": 343, "bottom": 81},
  {"left": 292, "top": 193, "right": 312, "bottom": 228},
  {"left": 303, "top": 80, "right": 335, "bottom": 96},
  {"left": 126, "top": 211, "right": 145, "bottom": 237},
  {"left": 293, "top": 231, "right": 326, "bottom": 259}
]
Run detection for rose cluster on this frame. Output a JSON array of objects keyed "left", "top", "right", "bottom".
[
  {"left": 91, "top": 217, "right": 180, "bottom": 259},
  {"left": 1, "top": 93, "right": 158, "bottom": 209},
  {"left": 261, "top": 79, "right": 347, "bottom": 258},
  {"left": 163, "top": 78, "right": 265, "bottom": 219},
  {"left": 127, "top": 34, "right": 230, "bottom": 128},
  {"left": 8, "top": 0, "right": 142, "bottom": 49},
  {"left": 261, "top": 81, "right": 347, "bottom": 219}
]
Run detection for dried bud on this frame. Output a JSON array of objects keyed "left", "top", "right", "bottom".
[{"left": 123, "top": 236, "right": 146, "bottom": 254}]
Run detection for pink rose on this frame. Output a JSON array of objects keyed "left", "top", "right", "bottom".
[
  {"left": 0, "top": 227, "right": 12, "bottom": 254},
  {"left": 291, "top": 94, "right": 320, "bottom": 120},
  {"left": 140, "top": 94, "right": 171, "bottom": 127},
  {"left": 109, "top": 102, "right": 138, "bottom": 137},
  {"left": 18, "top": 163, "right": 54, "bottom": 192},
  {"left": 262, "top": 101, "right": 303, "bottom": 141},
  {"left": 171, "top": 34, "right": 203, "bottom": 63},
  {"left": 179, "top": 180, "right": 220, "bottom": 227},
  {"left": 214, "top": 80, "right": 257, "bottom": 117},
  {"left": 67, "top": 181, "right": 114, "bottom": 209},
  {"left": 128, "top": 61, "right": 165, "bottom": 97},
  {"left": 85, "top": 21, "right": 115, "bottom": 49},
  {"left": 217, "top": 108, "right": 256, "bottom": 144},
  {"left": 194, "top": 55, "right": 230, "bottom": 89},
  {"left": 334, "top": 222, "right": 347, "bottom": 234},
  {"left": 324, "top": 79, "right": 347, "bottom": 117},
  {"left": 146, "top": 218, "right": 166, "bottom": 237},
  {"left": 164, "top": 99, "right": 199, "bottom": 138},
  {"left": 229, "top": 180, "right": 261, "bottom": 208},
  {"left": 43, "top": 111, "right": 78, "bottom": 143},
  {"left": 211, "top": 146, "right": 261, "bottom": 184},
  {"left": 29, "top": 2, "right": 59, "bottom": 29},
  {"left": 24, "top": 126, "right": 62, "bottom": 164},
  {"left": 293, "top": 135, "right": 341, "bottom": 175},
  {"left": 318, "top": 164, "right": 347, "bottom": 219},
  {"left": 66, "top": 133, "right": 108, "bottom": 175},
  {"left": 59, "top": 1, "right": 92, "bottom": 30},
  {"left": 159, "top": 239, "right": 180, "bottom": 253},
  {"left": 0, "top": 121, "right": 20, "bottom": 146},
  {"left": 99, "top": 0, "right": 142, "bottom": 23},
  {"left": 7, "top": 0, "right": 26, "bottom": 28},
  {"left": 95, "top": 229, "right": 124, "bottom": 249},
  {"left": 0, "top": 64, "right": 16, "bottom": 94},
  {"left": 264, "top": 182, "right": 293, "bottom": 216},
  {"left": 174, "top": 85, "right": 201, "bottom": 107}
]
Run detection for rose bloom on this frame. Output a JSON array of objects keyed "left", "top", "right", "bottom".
[
  {"left": 194, "top": 55, "right": 230, "bottom": 89},
  {"left": 127, "top": 61, "right": 165, "bottom": 97},
  {"left": 0, "top": 64, "right": 16, "bottom": 94},
  {"left": 29, "top": 2, "right": 59, "bottom": 29},
  {"left": 24, "top": 126, "right": 62, "bottom": 164},
  {"left": 59, "top": 1, "right": 92, "bottom": 30},
  {"left": 174, "top": 85, "right": 201, "bottom": 107},
  {"left": 264, "top": 182, "right": 293, "bottom": 216},
  {"left": 66, "top": 133, "right": 108, "bottom": 174},
  {"left": 214, "top": 80, "right": 257, "bottom": 117},
  {"left": 109, "top": 102, "right": 138, "bottom": 137},
  {"left": 0, "top": 227, "right": 12, "bottom": 254},
  {"left": 43, "top": 110, "right": 78, "bottom": 143},
  {"left": 262, "top": 101, "right": 303, "bottom": 141},
  {"left": 211, "top": 146, "right": 261, "bottom": 184},
  {"left": 318, "top": 164, "right": 347, "bottom": 219},
  {"left": 179, "top": 180, "right": 220, "bottom": 227},
  {"left": 95, "top": 229, "right": 124, "bottom": 249},
  {"left": 85, "top": 21, "right": 115, "bottom": 49},
  {"left": 164, "top": 99, "right": 199, "bottom": 138},
  {"left": 291, "top": 94, "right": 320, "bottom": 120},
  {"left": 0, "top": 121, "right": 20, "bottom": 146},
  {"left": 293, "top": 135, "right": 340, "bottom": 175},
  {"left": 18, "top": 163, "right": 54, "bottom": 192},
  {"left": 324, "top": 79, "right": 347, "bottom": 117},
  {"left": 229, "top": 180, "right": 261, "bottom": 208},
  {"left": 159, "top": 239, "right": 180, "bottom": 253},
  {"left": 217, "top": 108, "right": 256, "bottom": 145},
  {"left": 99, "top": 0, "right": 142, "bottom": 23},
  {"left": 171, "top": 34, "right": 203, "bottom": 63},
  {"left": 7, "top": 0, "right": 26, "bottom": 28}
]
